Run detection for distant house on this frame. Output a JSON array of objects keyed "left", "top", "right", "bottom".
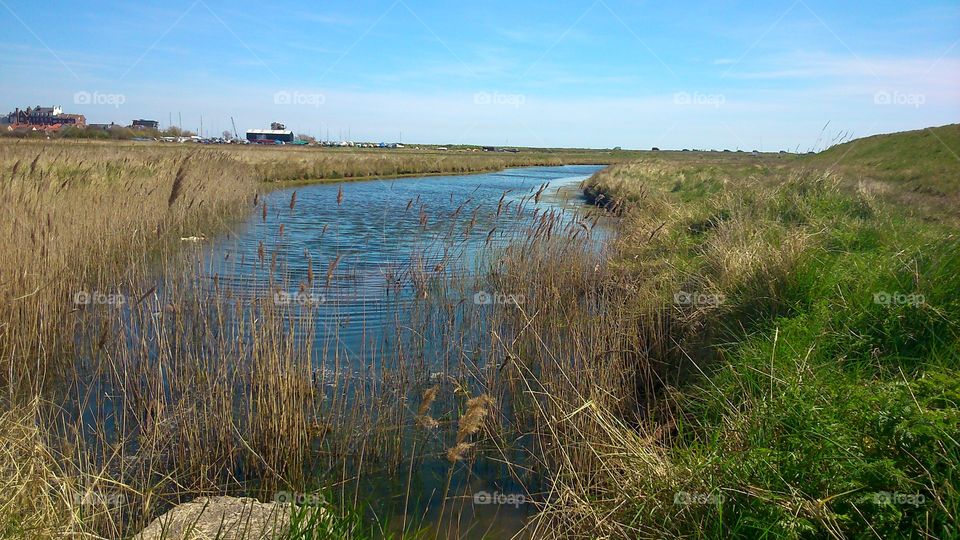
[
  {"left": 5, "top": 105, "right": 84, "bottom": 129},
  {"left": 58, "top": 114, "right": 86, "bottom": 128},
  {"left": 131, "top": 119, "right": 159, "bottom": 130},
  {"left": 28, "top": 106, "right": 61, "bottom": 124}
]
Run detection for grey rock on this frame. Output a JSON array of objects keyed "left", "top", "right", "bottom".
[{"left": 134, "top": 496, "right": 292, "bottom": 540}]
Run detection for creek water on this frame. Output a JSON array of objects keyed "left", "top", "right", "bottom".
[
  {"left": 167, "top": 165, "right": 606, "bottom": 537},
  {"left": 204, "top": 165, "right": 605, "bottom": 349},
  {"left": 203, "top": 165, "right": 607, "bottom": 537},
  {"left": 204, "top": 165, "right": 607, "bottom": 536}
]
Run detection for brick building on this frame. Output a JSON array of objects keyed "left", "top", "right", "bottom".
[{"left": 5, "top": 106, "right": 86, "bottom": 129}]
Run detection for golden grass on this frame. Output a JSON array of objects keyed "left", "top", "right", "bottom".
[
  {"left": 0, "top": 143, "right": 257, "bottom": 392},
  {"left": 1, "top": 139, "right": 622, "bottom": 186}
]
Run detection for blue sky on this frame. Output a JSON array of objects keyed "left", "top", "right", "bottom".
[{"left": 1, "top": 0, "right": 957, "bottom": 149}]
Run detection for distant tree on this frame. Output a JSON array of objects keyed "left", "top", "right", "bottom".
[
  {"left": 161, "top": 126, "right": 196, "bottom": 137},
  {"left": 59, "top": 126, "right": 109, "bottom": 139},
  {"left": 297, "top": 134, "right": 316, "bottom": 143},
  {"left": 222, "top": 130, "right": 232, "bottom": 140}
]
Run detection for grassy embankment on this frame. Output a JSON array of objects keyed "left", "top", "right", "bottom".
[
  {"left": 547, "top": 124, "right": 959, "bottom": 538},
  {"left": 0, "top": 139, "right": 632, "bottom": 186}
]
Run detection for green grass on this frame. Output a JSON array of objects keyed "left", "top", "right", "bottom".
[
  {"left": 573, "top": 126, "right": 959, "bottom": 538},
  {"left": 673, "top": 224, "right": 959, "bottom": 537},
  {"left": 283, "top": 494, "right": 428, "bottom": 539},
  {"left": 805, "top": 124, "right": 960, "bottom": 193}
]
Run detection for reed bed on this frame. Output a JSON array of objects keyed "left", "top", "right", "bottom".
[
  {"left": 0, "top": 143, "right": 257, "bottom": 392},
  {"left": 0, "top": 143, "right": 259, "bottom": 537},
  {"left": 0, "top": 141, "right": 611, "bottom": 538}
]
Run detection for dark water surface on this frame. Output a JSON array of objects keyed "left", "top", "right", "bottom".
[
  {"left": 197, "top": 165, "right": 607, "bottom": 537},
  {"left": 204, "top": 165, "right": 605, "bottom": 362}
]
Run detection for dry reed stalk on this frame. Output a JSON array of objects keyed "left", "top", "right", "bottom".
[
  {"left": 454, "top": 394, "right": 495, "bottom": 444},
  {"left": 446, "top": 442, "right": 475, "bottom": 463}
]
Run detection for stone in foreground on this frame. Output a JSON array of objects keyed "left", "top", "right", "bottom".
[{"left": 135, "top": 496, "right": 292, "bottom": 540}]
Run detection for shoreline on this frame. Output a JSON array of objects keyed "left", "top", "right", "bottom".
[{"left": 261, "top": 162, "right": 611, "bottom": 189}]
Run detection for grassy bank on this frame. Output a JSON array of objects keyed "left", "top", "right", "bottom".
[
  {"left": 552, "top": 124, "right": 959, "bottom": 537},
  {"left": 0, "top": 139, "right": 630, "bottom": 186},
  {"left": 804, "top": 124, "right": 960, "bottom": 223}
]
